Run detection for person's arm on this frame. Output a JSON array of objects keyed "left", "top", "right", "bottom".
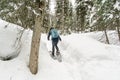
[
  {"left": 47, "top": 31, "right": 51, "bottom": 40},
  {"left": 58, "top": 35, "right": 62, "bottom": 41}
]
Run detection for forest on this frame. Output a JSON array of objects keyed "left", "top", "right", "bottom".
[{"left": 0, "top": 0, "right": 120, "bottom": 74}]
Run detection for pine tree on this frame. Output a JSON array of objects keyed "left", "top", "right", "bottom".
[
  {"left": 55, "top": 0, "right": 63, "bottom": 29},
  {"left": 113, "top": 1, "right": 120, "bottom": 41},
  {"left": 75, "top": 0, "right": 92, "bottom": 32}
]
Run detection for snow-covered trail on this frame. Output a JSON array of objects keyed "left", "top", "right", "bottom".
[{"left": 37, "top": 35, "right": 75, "bottom": 80}]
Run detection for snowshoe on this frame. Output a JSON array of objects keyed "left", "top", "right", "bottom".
[
  {"left": 56, "top": 51, "right": 62, "bottom": 62},
  {"left": 49, "top": 51, "right": 57, "bottom": 60}
]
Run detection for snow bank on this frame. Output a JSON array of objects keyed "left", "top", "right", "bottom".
[
  {"left": 0, "top": 19, "right": 23, "bottom": 59},
  {"left": 83, "top": 31, "right": 120, "bottom": 46}
]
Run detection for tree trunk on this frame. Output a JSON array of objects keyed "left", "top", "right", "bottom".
[
  {"left": 29, "top": 16, "right": 42, "bottom": 74},
  {"left": 116, "top": 18, "right": 120, "bottom": 41},
  {"left": 104, "top": 29, "right": 109, "bottom": 44},
  {"left": 29, "top": 0, "right": 45, "bottom": 74},
  {"left": 117, "top": 26, "right": 120, "bottom": 41}
]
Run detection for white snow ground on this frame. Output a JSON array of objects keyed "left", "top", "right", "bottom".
[{"left": 0, "top": 19, "right": 120, "bottom": 80}]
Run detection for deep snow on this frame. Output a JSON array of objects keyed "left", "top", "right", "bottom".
[{"left": 0, "top": 19, "right": 120, "bottom": 80}]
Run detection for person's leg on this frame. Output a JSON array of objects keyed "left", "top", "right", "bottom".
[
  {"left": 54, "top": 41, "right": 60, "bottom": 56},
  {"left": 52, "top": 41, "right": 55, "bottom": 56},
  {"left": 54, "top": 41, "right": 59, "bottom": 53}
]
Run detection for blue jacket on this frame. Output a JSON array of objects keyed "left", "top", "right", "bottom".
[{"left": 47, "top": 29, "right": 61, "bottom": 42}]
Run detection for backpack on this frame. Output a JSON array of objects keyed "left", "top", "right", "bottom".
[{"left": 50, "top": 29, "right": 59, "bottom": 38}]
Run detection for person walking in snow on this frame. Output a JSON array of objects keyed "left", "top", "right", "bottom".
[{"left": 47, "top": 27, "right": 61, "bottom": 57}]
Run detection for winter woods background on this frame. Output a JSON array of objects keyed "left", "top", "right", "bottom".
[{"left": 0, "top": 0, "right": 120, "bottom": 42}]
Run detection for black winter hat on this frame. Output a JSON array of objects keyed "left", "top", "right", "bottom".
[{"left": 50, "top": 27, "right": 54, "bottom": 30}]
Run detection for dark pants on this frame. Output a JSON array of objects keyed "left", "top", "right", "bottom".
[{"left": 52, "top": 38, "right": 59, "bottom": 55}]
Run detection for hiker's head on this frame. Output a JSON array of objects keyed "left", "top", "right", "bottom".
[{"left": 50, "top": 27, "right": 54, "bottom": 31}]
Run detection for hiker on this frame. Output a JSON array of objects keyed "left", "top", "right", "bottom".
[{"left": 47, "top": 27, "right": 62, "bottom": 57}]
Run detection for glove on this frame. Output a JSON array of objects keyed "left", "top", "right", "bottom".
[
  {"left": 59, "top": 39, "right": 61, "bottom": 41},
  {"left": 47, "top": 37, "right": 49, "bottom": 40}
]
